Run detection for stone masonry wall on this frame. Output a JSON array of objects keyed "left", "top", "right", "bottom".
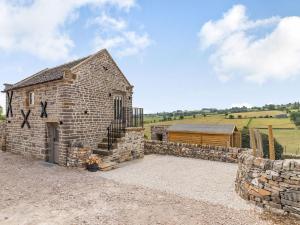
[
  {"left": 4, "top": 50, "right": 133, "bottom": 165},
  {"left": 103, "top": 127, "right": 145, "bottom": 164},
  {"left": 69, "top": 50, "right": 133, "bottom": 151},
  {"left": 116, "top": 127, "right": 145, "bottom": 162},
  {"left": 145, "top": 140, "right": 244, "bottom": 163},
  {"left": 5, "top": 80, "right": 66, "bottom": 161},
  {"left": 236, "top": 151, "right": 300, "bottom": 218},
  {"left": 66, "top": 141, "right": 92, "bottom": 167},
  {"left": 151, "top": 125, "right": 169, "bottom": 141},
  {"left": 0, "top": 121, "right": 6, "bottom": 151}
]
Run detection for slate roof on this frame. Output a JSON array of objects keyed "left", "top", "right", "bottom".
[
  {"left": 167, "top": 124, "right": 237, "bottom": 134},
  {"left": 4, "top": 56, "right": 90, "bottom": 91}
]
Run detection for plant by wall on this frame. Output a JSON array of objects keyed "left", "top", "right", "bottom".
[{"left": 0, "top": 106, "right": 4, "bottom": 120}]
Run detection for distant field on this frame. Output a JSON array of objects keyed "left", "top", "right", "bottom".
[
  {"left": 249, "top": 118, "right": 295, "bottom": 129},
  {"left": 144, "top": 112, "right": 299, "bottom": 155},
  {"left": 144, "top": 114, "right": 249, "bottom": 138},
  {"left": 232, "top": 110, "right": 286, "bottom": 118}
]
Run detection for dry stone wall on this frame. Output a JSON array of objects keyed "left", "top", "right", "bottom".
[
  {"left": 0, "top": 121, "right": 6, "bottom": 151},
  {"left": 67, "top": 142, "right": 92, "bottom": 167},
  {"left": 103, "top": 128, "right": 145, "bottom": 164},
  {"left": 144, "top": 140, "right": 244, "bottom": 163},
  {"left": 151, "top": 125, "right": 169, "bottom": 141},
  {"left": 236, "top": 151, "right": 300, "bottom": 218}
]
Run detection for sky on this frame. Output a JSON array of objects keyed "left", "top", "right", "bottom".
[{"left": 0, "top": 0, "right": 300, "bottom": 114}]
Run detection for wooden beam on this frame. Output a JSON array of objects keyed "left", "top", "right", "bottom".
[
  {"left": 250, "top": 128, "right": 257, "bottom": 157},
  {"left": 254, "top": 129, "right": 263, "bottom": 158},
  {"left": 268, "top": 125, "right": 275, "bottom": 160}
]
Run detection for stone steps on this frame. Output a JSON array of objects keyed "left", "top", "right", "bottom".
[
  {"left": 98, "top": 161, "right": 118, "bottom": 171},
  {"left": 98, "top": 142, "right": 117, "bottom": 149},
  {"left": 93, "top": 149, "right": 113, "bottom": 156}
]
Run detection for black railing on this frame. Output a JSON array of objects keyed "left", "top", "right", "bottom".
[{"left": 107, "top": 107, "right": 143, "bottom": 150}]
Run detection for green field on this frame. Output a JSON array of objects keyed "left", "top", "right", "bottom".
[
  {"left": 249, "top": 118, "right": 295, "bottom": 129},
  {"left": 232, "top": 110, "right": 286, "bottom": 118},
  {"left": 144, "top": 111, "right": 299, "bottom": 155},
  {"left": 260, "top": 129, "right": 300, "bottom": 155},
  {"left": 144, "top": 114, "right": 249, "bottom": 138}
]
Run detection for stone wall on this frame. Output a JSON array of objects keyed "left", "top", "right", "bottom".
[
  {"left": 3, "top": 50, "right": 133, "bottom": 165},
  {"left": 69, "top": 50, "right": 133, "bottom": 151},
  {"left": 103, "top": 128, "right": 145, "bottom": 164},
  {"left": 235, "top": 151, "right": 300, "bottom": 218},
  {"left": 151, "top": 125, "right": 169, "bottom": 141},
  {"left": 0, "top": 121, "right": 6, "bottom": 151},
  {"left": 66, "top": 141, "right": 92, "bottom": 167},
  {"left": 5, "top": 80, "right": 65, "bottom": 161},
  {"left": 144, "top": 140, "right": 244, "bottom": 163}
]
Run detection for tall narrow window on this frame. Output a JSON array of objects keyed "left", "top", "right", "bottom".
[
  {"left": 114, "top": 96, "right": 123, "bottom": 120},
  {"left": 29, "top": 92, "right": 34, "bottom": 105}
]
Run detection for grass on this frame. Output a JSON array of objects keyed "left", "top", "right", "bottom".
[
  {"left": 144, "top": 112, "right": 299, "bottom": 155},
  {"left": 248, "top": 118, "right": 295, "bottom": 129},
  {"left": 260, "top": 129, "right": 300, "bottom": 155},
  {"left": 144, "top": 114, "right": 250, "bottom": 138},
  {"left": 231, "top": 110, "right": 286, "bottom": 118}
]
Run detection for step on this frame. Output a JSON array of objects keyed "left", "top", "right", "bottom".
[
  {"left": 98, "top": 142, "right": 117, "bottom": 149},
  {"left": 93, "top": 149, "right": 113, "bottom": 156},
  {"left": 102, "top": 137, "right": 122, "bottom": 143},
  {"left": 98, "top": 161, "right": 118, "bottom": 171}
]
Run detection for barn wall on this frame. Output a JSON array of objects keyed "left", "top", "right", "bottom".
[
  {"left": 233, "top": 131, "right": 242, "bottom": 148},
  {"left": 168, "top": 131, "right": 232, "bottom": 147}
]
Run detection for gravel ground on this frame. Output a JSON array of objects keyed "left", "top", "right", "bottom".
[
  {"left": 100, "top": 155, "right": 249, "bottom": 210},
  {"left": 0, "top": 151, "right": 298, "bottom": 225}
]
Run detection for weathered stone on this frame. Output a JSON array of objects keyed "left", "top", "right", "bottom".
[
  {"left": 144, "top": 140, "right": 245, "bottom": 163},
  {"left": 273, "top": 160, "right": 283, "bottom": 171},
  {"left": 236, "top": 151, "right": 300, "bottom": 217},
  {"left": 2, "top": 49, "right": 141, "bottom": 167}
]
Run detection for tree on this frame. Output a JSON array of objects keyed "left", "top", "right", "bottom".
[
  {"left": 237, "top": 115, "right": 242, "bottom": 119},
  {"left": 0, "top": 106, "right": 4, "bottom": 120},
  {"left": 290, "top": 112, "right": 300, "bottom": 126},
  {"left": 228, "top": 115, "right": 234, "bottom": 119},
  {"left": 179, "top": 115, "right": 184, "bottom": 120},
  {"left": 193, "top": 114, "right": 196, "bottom": 118}
]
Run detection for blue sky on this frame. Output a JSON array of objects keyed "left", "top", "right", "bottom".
[{"left": 1, "top": 0, "right": 300, "bottom": 113}]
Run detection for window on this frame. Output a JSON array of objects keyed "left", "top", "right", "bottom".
[
  {"left": 114, "top": 96, "right": 123, "bottom": 120},
  {"left": 29, "top": 92, "right": 34, "bottom": 105}
]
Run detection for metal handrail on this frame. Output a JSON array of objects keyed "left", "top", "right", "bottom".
[{"left": 107, "top": 107, "right": 143, "bottom": 150}]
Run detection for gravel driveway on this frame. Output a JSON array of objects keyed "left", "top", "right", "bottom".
[
  {"left": 0, "top": 152, "right": 297, "bottom": 225},
  {"left": 100, "top": 155, "right": 248, "bottom": 210}
]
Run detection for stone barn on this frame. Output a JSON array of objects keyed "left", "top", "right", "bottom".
[
  {"left": 1, "top": 49, "right": 144, "bottom": 168},
  {"left": 151, "top": 124, "right": 241, "bottom": 148}
]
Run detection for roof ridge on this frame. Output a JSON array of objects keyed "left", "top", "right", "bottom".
[{"left": 49, "top": 55, "right": 91, "bottom": 70}]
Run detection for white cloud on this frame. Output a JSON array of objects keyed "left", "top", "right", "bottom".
[
  {"left": 92, "top": 14, "right": 152, "bottom": 57},
  {"left": 199, "top": 4, "right": 300, "bottom": 83},
  {"left": 89, "top": 13, "right": 127, "bottom": 31},
  {"left": 0, "top": 0, "right": 136, "bottom": 60}
]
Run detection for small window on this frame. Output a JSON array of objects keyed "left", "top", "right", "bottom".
[{"left": 29, "top": 92, "right": 34, "bottom": 105}]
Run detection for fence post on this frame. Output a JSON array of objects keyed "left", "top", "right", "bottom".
[
  {"left": 268, "top": 125, "right": 275, "bottom": 160},
  {"left": 250, "top": 128, "right": 257, "bottom": 157}
]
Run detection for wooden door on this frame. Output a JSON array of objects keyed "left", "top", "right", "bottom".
[{"left": 48, "top": 123, "right": 59, "bottom": 164}]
